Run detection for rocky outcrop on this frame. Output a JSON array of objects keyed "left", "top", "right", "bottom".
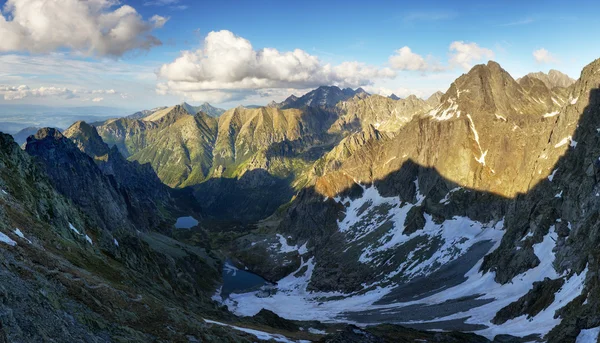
[
  {"left": 25, "top": 128, "right": 133, "bottom": 232},
  {"left": 332, "top": 94, "right": 433, "bottom": 133}
]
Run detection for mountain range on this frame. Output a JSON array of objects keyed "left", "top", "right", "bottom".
[{"left": 1, "top": 62, "right": 599, "bottom": 342}]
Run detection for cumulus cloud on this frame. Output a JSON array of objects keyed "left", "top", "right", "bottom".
[
  {"left": 0, "top": 85, "right": 122, "bottom": 101},
  {"left": 533, "top": 48, "right": 557, "bottom": 64},
  {"left": 0, "top": 0, "right": 167, "bottom": 56},
  {"left": 157, "top": 30, "right": 395, "bottom": 102},
  {"left": 448, "top": 41, "right": 495, "bottom": 70},
  {"left": 389, "top": 47, "right": 428, "bottom": 71},
  {"left": 388, "top": 46, "right": 445, "bottom": 72}
]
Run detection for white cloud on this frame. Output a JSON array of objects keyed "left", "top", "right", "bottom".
[
  {"left": 388, "top": 46, "right": 445, "bottom": 72},
  {"left": 389, "top": 47, "right": 429, "bottom": 71},
  {"left": 0, "top": 84, "right": 123, "bottom": 101},
  {"left": 448, "top": 41, "right": 495, "bottom": 70},
  {"left": 157, "top": 30, "right": 395, "bottom": 102},
  {"left": 0, "top": 0, "right": 167, "bottom": 56},
  {"left": 533, "top": 48, "right": 557, "bottom": 64}
]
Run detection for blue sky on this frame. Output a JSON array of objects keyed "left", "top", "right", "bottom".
[{"left": 0, "top": 0, "right": 599, "bottom": 115}]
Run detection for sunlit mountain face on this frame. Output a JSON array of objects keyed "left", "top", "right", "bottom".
[{"left": 1, "top": 1, "right": 600, "bottom": 342}]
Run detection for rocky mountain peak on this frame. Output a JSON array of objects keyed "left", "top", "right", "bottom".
[
  {"left": 522, "top": 69, "right": 576, "bottom": 89},
  {"left": 388, "top": 93, "right": 401, "bottom": 100},
  {"left": 430, "top": 60, "right": 561, "bottom": 121},
  {"left": 278, "top": 86, "right": 369, "bottom": 109},
  {"left": 63, "top": 121, "right": 110, "bottom": 158},
  {"left": 32, "top": 127, "right": 64, "bottom": 141}
]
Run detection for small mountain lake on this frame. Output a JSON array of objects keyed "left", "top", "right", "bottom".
[
  {"left": 220, "top": 261, "right": 272, "bottom": 299},
  {"left": 175, "top": 216, "right": 199, "bottom": 229}
]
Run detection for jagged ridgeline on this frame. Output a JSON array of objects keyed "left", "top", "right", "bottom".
[{"left": 1, "top": 58, "right": 599, "bottom": 343}]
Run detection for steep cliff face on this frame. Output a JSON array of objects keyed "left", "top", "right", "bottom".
[
  {"left": 212, "top": 106, "right": 337, "bottom": 173},
  {"left": 312, "top": 61, "right": 575, "bottom": 199},
  {"left": 25, "top": 128, "right": 133, "bottom": 232},
  {"left": 226, "top": 60, "right": 600, "bottom": 342},
  {"left": 64, "top": 121, "right": 198, "bottom": 230},
  {"left": 0, "top": 132, "right": 261, "bottom": 342},
  {"left": 95, "top": 106, "right": 218, "bottom": 187}
]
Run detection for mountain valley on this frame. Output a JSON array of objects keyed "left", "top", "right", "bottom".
[{"left": 1, "top": 61, "right": 600, "bottom": 343}]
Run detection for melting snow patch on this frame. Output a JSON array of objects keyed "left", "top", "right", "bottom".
[
  {"left": 576, "top": 327, "right": 600, "bottom": 343},
  {"left": 552, "top": 97, "right": 563, "bottom": 106},
  {"left": 571, "top": 97, "right": 579, "bottom": 105},
  {"left": 543, "top": 111, "right": 560, "bottom": 118},
  {"left": 430, "top": 99, "right": 460, "bottom": 121},
  {"left": 0, "top": 232, "right": 16, "bottom": 246},
  {"left": 308, "top": 328, "right": 326, "bottom": 335},
  {"left": 114, "top": 239, "right": 119, "bottom": 247},
  {"left": 467, "top": 114, "right": 488, "bottom": 165},
  {"left": 203, "top": 319, "right": 308, "bottom": 343},
  {"left": 14, "top": 228, "right": 25, "bottom": 239},
  {"left": 1, "top": 189, "right": 7, "bottom": 195},
  {"left": 555, "top": 191, "right": 563, "bottom": 198},
  {"left": 548, "top": 169, "right": 558, "bottom": 182},
  {"left": 14, "top": 228, "right": 31, "bottom": 243},
  {"left": 403, "top": 226, "right": 586, "bottom": 339},
  {"left": 69, "top": 223, "right": 93, "bottom": 244},
  {"left": 555, "top": 136, "right": 575, "bottom": 148},
  {"left": 68, "top": 223, "right": 81, "bottom": 235},
  {"left": 494, "top": 114, "right": 507, "bottom": 121},
  {"left": 439, "top": 187, "right": 462, "bottom": 205},
  {"left": 520, "top": 231, "right": 534, "bottom": 242},
  {"left": 272, "top": 234, "right": 308, "bottom": 255}
]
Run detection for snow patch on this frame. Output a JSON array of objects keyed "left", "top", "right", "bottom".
[
  {"left": 548, "top": 169, "right": 558, "bottom": 182},
  {"left": 467, "top": 114, "right": 488, "bottom": 165},
  {"left": 429, "top": 98, "right": 460, "bottom": 121},
  {"left": 0, "top": 232, "right": 16, "bottom": 246},
  {"left": 203, "top": 319, "right": 308, "bottom": 343},
  {"left": 14, "top": 228, "right": 31, "bottom": 243},
  {"left": 68, "top": 223, "right": 81, "bottom": 235},
  {"left": 494, "top": 114, "right": 507, "bottom": 121},
  {"left": 576, "top": 327, "right": 600, "bottom": 343},
  {"left": 439, "top": 187, "right": 462, "bottom": 205},
  {"left": 308, "top": 328, "right": 326, "bottom": 335},
  {"left": 543, "top": 111, "right": 560, "bottom": 118},
  {"left": 571, "top": 97, "right": 579, "bottom": 105},
  {"left": 68, "top": 223, "right": 93, "bottom": 245},
  {"left": 555, "top": 136, "right": 575, "bottom": 148},
  {"left": 271, "top": 234, "right": 308, "bottom": 255},
  {"left": 114, "top": 239, "right": 119, "bottom": 247}
]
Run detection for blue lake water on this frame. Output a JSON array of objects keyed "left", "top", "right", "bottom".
[
  {"left": 175, "top": 216, "right": 199, "bottom": 229},
  {"left": 221, "top": 261, "right": 271, "bottom": 299}
]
